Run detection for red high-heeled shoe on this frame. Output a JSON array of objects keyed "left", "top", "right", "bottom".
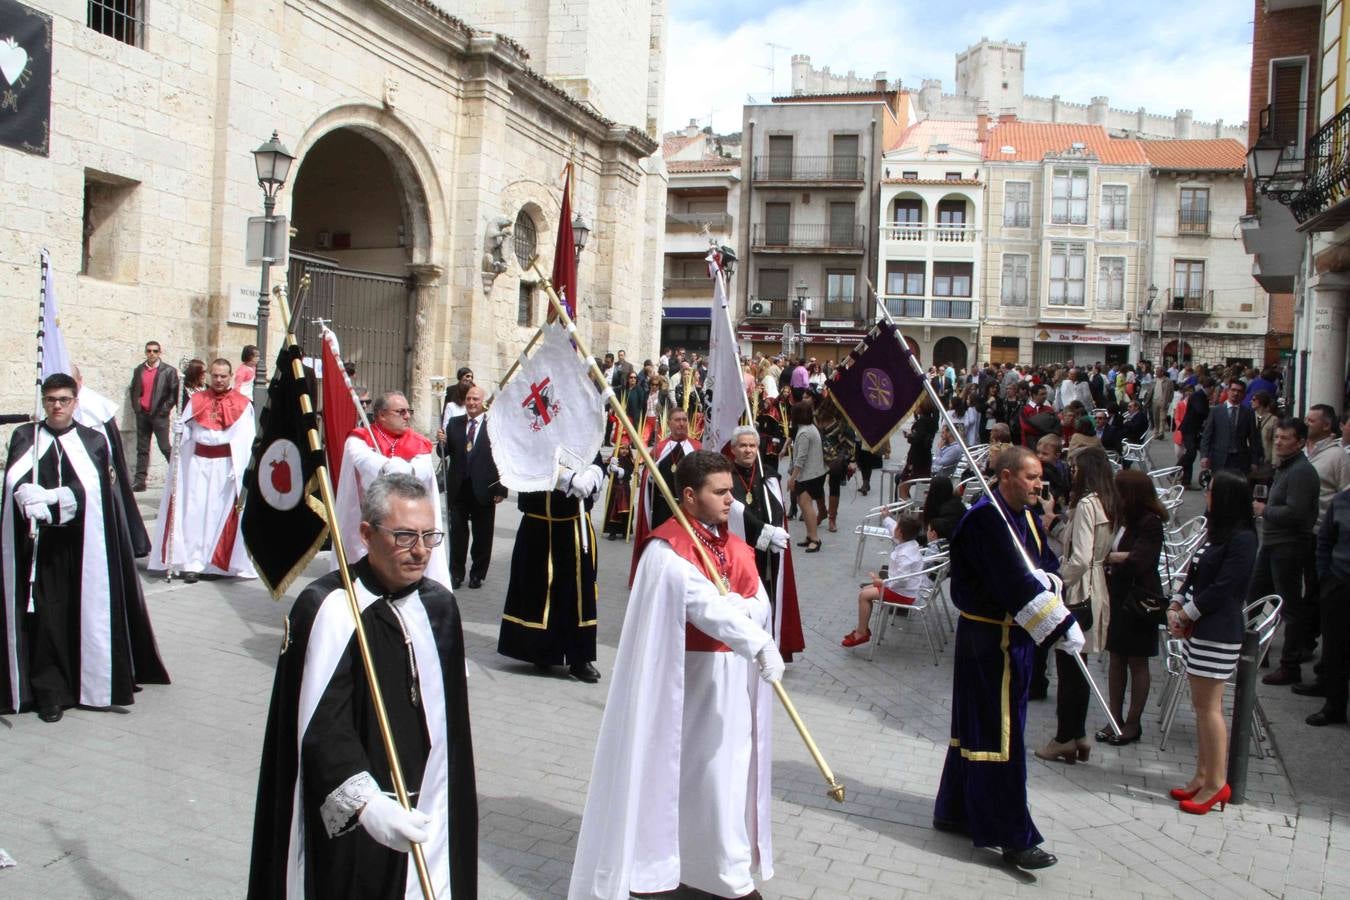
[
  {"left": 1179, "top": 784, "right": 1231, "bottom": 815},
  {"left": 1169, "top": 786, "right": 1200, "bottom": 801}
]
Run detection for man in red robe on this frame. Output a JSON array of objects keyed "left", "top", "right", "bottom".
[
  {"left": 149, "top": 358, "right": 256, "bottom": 582},
  {"left": 335, "top": 391, "right": 451, "bottom": 588}
]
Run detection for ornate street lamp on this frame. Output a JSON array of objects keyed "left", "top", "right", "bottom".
[
  {"left": 250, "top": 131, "right": 295, "bottom": 411},
  {"left": 572, "top": 211, "right": 590, "bottom": 263}
]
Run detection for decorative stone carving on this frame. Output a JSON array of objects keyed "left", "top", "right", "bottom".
[{"left": 482, "top": 216, "right": 512, "bottom": 292}]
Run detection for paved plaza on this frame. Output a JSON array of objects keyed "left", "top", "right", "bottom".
[{"left": 1, "top": 446, "right": 1348, "bottom": 899}]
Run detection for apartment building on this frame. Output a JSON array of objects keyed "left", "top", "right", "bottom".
[
  {"left": 980, "top": 122, "right": 1152, "bottom": 367},
  {"left": 660, "top": 123, "right": 741, "bottom": 354},
  {"left": 1142, "top": 141, "right": 1265, "bottom": 366},
  {"left": 1243, "top": 0, "right": 1349, "bottom": 413},
  {"left": 736, "top": 87, "right": 907, "bottom": 361},
  {"left": 876, "top": 120, "right": 985, "bottom": 368}
]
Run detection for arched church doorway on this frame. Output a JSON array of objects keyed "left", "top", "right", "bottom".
[
  {"left": 287, "top": 126, "right": 425, "bottom": 399},
  {"left": 932, "top": 336, "right": 968, "bottom": 372}
]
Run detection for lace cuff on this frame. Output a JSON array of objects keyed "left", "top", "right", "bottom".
[
  {"left": 53, "top": 487, "right": 78, "bottom": 525},
  {"left": 1014, "top": 590, "right": 1069, "bottom": 645},
  {"left": 320, "top": 771, "right": 379, "bottom": 838}
]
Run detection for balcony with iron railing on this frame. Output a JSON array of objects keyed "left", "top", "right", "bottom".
[
  {"left": 1166, "top": 289, "right": 1213, "bottom": 314},
  {"left": 1288, "top": 101, "right": 1350, "bottom": 227},
  {"left": 879, "top": 295, "right": 977, "bottom": 321},
  {"left": 1177, "top": 208, "right": 1210, "bottom": 235},
  {"left": 752, "top": 155, "right": 866, "bottom": 184},
  {"left": 750, "top": 223, "right": 866, "bottom": 252},
  {"left": 666, "top": 211, "right": 733, "bottom": 231}
]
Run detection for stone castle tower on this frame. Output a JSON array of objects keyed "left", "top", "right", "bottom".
[{"left": 955, "top": 38, "right": 1026, "bottom": 116}]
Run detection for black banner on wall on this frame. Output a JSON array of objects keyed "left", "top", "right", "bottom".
[{"left": 0, "top": 0, "right": 52, "bottom": 156}]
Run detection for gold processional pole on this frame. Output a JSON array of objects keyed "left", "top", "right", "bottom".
[
  {"left": 273, "top": 292, "right": 439, "bottom": 900},
  {"left": 484, "top": 325, "right": 546, "bottom": 411},
  {"left": 530, "top": 261, "right": 845, "bottom": 803}
]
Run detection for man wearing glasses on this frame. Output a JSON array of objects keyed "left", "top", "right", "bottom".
[
  {"left": 248, "top": 473, "right": 477, "bottom": 899},
  {"left": 335, "top": 391, "right": 451, "bottom": 589},
  {"left": 149, "top": 358, "right": 257, "bottom": 582},
  {"left": 2, "top": 373, "right": 170, "bottom": 723},
  {"left": 127, "top": 340, "right": 180, "bottom": 492}
]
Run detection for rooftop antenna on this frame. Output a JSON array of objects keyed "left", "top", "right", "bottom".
[{"left": 764, "top": 42, "right": 790, "bottom": 95}]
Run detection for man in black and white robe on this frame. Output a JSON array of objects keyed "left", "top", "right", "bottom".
[
  {"left": 248, "top": 473, "right": 476, "bottom": 900},
  {"left": 1, "top": 373, "right": 169, "bottom": 723},
  {"left": 75, "top": 370, "right": 151, "bottom": 556}
]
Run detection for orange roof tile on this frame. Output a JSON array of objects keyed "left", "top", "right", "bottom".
[
  {"left": 983, "top": 123, "right": 1148, "bottom": 164},
  {"left": 1140, "top": 139, "right": 1247, "bottom": 172},
  {"left": 662, "top": 132, "right": 703, "bottom": 159},
  {"left": 888, "top": 119, "right": 983, "bottom": 154}
]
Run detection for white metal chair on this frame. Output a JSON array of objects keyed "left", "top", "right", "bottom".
[
  {"left": 1147, "top": 465, "right": 1184, "bottom": 490},
  {"left": 852, "top": 501, "right": 912, "bottom": 574},
  {"left": 865, "top": 559, "right": 949, "bottom": 665},
  {"left": 1121, "top": 431, "right": 1154, "bottom": 468}
]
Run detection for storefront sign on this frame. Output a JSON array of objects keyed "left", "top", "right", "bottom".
[
  {"left": 1035, "top": 327, "right": 1130, "bottom": 345},
  {"left": 229, "top": 284, "right": 262, "bottom": 326}
]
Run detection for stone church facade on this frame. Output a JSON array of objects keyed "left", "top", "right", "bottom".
[{"left": 0, "top": 0, "right": 666, "bottom": 441}]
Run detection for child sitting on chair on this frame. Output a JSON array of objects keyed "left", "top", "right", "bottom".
[{"left": 842, "top": 511, "right": 927, "bottom": 647}]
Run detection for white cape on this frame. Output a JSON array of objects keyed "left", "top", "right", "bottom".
[{"left": 569, "top": 539, "right": 774, "bottom": 899}]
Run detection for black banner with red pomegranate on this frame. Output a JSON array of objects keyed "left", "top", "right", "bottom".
[{"left": 241, "top": 342, "right": 330, "bottom": 597}]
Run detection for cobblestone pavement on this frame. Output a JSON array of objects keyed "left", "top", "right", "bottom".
[{"left": 1, "top": 445, "right": 1347, "bottom": 899}]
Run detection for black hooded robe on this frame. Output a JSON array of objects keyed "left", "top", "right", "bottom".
[{"left": 248, "top": 561, "right": 477, "bottom": 899}]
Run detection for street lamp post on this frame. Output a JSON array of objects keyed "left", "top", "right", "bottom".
[
  {"left": 572, "top": 211, "right": 590, "bottom": 263},
  {"left": 794, "top": 278, "right": 809, "bottom": 359},
  {"left": 1145, "top": 282, "right": 1159, "bottom": 361},
  {"left": 251, "top": 131, "right": 295, "bottom": 413}
]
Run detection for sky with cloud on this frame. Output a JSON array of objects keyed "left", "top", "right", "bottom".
[{"left": 665, "top": 0, "right": 1255, "bottom": 135}]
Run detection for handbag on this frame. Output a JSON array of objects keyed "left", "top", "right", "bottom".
[{"left": 1123, "top": 582, "right": 1166, "bottom": 625}]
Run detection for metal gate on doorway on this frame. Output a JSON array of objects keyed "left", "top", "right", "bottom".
[{"left": 286, "top": 251, "right": 415, "bottom": 401}]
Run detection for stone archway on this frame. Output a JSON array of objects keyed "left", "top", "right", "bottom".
[
  {"left": 285, "top": 108, "right": 444, "bottom": 405},
  {"left": 933, "top": 335, "right": 968, "bottom": 371}
]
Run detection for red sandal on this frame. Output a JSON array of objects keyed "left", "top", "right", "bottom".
[{"left": 841, "top": 630, "right": 871, "bottom": 647}]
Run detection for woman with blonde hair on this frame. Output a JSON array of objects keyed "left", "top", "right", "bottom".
[{"left": 1035, "top": 447, "right": 1117, "bottom": 764}]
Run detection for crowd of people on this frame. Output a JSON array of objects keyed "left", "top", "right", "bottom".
[{"left": 4, "top": 332, "right": 1348, "bottom": 897}]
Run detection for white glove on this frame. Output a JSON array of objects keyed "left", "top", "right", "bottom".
[
  {"left": 1030, "top": 568, "right": 1052, "bottom": 591},
  {"left": 357, "top": 793, "right": 432, "bottom": 852},
  {"left": 22, "top": 501, "right": 52, "bottom": 524},
  {"left": 1058, "top": 621, "right": 1086, "bottom": 656},
  {"left": 608, "top": 460, "right": 624, "bottom": 475},
  {"left": 767, "top": 526, "right": 790, "bottom": 551},
  {"left": 14, "top": 484, "right": 53, "bottom": 507},
  {"left": 380, "top": 457, "right": 414, "bottom": 477},
  {"left": 566, "top": 466, "right": 603, "bottom": 499},
  {"left": 756, "top": 642, "right": 785, "bottom": 684}
]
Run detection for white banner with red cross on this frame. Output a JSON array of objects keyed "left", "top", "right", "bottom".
[{"left": 487, "top": 322, "right": 605, "bottom": 492}]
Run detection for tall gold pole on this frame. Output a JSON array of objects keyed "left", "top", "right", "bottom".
[
  {"left": 484, "top": 325, "right": 546, "bottom": 410},
  {"left": 275, "top": 294, "right": 438, "bottom": 899},
  {"left": 529, "top": 261, "right": 845, "bottom": 803}
]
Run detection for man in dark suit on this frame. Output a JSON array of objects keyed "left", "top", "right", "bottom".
[
  {"left": 442, "top": 385, "right": 507, "bottom": 589},
  {"left": 1200, "top": 379, "right": 1262, "bottom": 477},
  {"left": 128, "top": 340, "right": 180, "bottom": 492},
  {"left": 1178, "top": 380, "right": 1210, "bottom": 488}
]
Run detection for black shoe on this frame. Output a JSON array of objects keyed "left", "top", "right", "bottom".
[
  {"left": 1307, "top": 709, "right": 1347, "bottom": 727},
  {"left": 132, "top": 482, "right": 147, "bottom": 493},
  {"left": 1003, "top": 846, "right": 1057, "bottom": 869},
  {"left": 932, "top": 817, "right": 968, "bottom": 835},
  {"left": 533, "top": 662, "right": 553, "bottom": 674},
  {"left": 451, "top": 577, "right": 464, "bottom": 590},
  {"left": 1262, "top": 667, "right": 1301, "bottom": 686},
  {"left": 1298, "top": 649, "right": 1318, "bottom": 664},
  {"left": 182, "top": 572, "right": 199, "bottom": 584},
  {"left": 37, "top": 705, "right": 63, "bottom": 723},
  {"left": 1292, "top": 682, "right": 1327, "bottom": 697},
  {"left": 1107, "top": 726, "right": 1144, "bottom": 746},
  {"left": 468, "top": 576, "right": 483, "bottom": 589},
  {"left": 569, "top": 662, "right": 601, "bottom": 683}
]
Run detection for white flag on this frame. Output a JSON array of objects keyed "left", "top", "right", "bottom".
[
  {"left": 700, "top": 255, "right": 744, "bottom": 453},
  {"left": 40, "top": 249, "right": 72, "bottom": 379},
  {"left": 487, "top": 323, "right": 605, "bottom": 492}
]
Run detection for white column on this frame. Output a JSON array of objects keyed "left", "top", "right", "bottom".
[{"left": 1307, "top": 283, "right": 1348, "bottom": 412}]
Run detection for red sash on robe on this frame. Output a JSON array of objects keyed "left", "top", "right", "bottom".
[
  {"left": 349, "top": 424, "right": 433, "bottom": 460},
  {"left": 644, "top": 516, "right": 762, "bottom": 653},
  {"left": 190, "top": 389, "right": 251, "bottom": 430}
]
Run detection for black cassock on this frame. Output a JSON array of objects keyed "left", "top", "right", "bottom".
[
  {"left": 76, "top": 387, "right": 151, "bottom": 556},
  {"left": 248, "top": 561, "right": 477, "bottom": 900},
  {"left": 1, "top": 421, "right": 168, "bottom": 714},
  {"left": 498, "top": 486, "right": 599, "bottom": 667}
]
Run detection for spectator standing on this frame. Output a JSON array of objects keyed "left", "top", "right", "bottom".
[
  {"left": 1200, "top": 380, "right": 1262, "bottom": 477},
  {"left": 1020, "top": 384, "right": 1055, "bottom": 449},
  {"left": 815, "top": 400, "right": 856, "bottom": 533},
  {"left": 1309, "top": 487, "right": 1350, "bottom": 725},
  {"left": 180, "top": 358, "right": 207, "bottom": 407},
  {"left": 1305, "top": 404, "right": 1349, "bottom": 529},
  {"left": 1034, "top": 448, "right": 1116, "bottom": 765},
  {"left": 233, "top": 344, "right": 259, "bottom": 392},
  {"left": 1100, "top": 469, "right": 1166, "bottom": 745},
  {"left": 897, "top": 395, "right": 939, "bottom": 499},
  {"left": 786, "top": 402, "right": 825, "bottom": 553},
  {"left": 1251, "top": 390, "right": 1278, "bottom": 481},
  {"left": 1257, "top": 419, "right": 1322, "bottom": 687},
  {"left": 609, "top": 349, "right": 635, "bottom": 389},
  {"left": 1167, "top": 471, "right": 1258, "bottom": 815},
  {"left": 1152, "top": 371, "right": 1174, "bottom": 437},
  {"left": 1178, "top": 379, "right": 1211, "bottom": 488},
  {"left": 441, "top": 386, "right": 507, "bottom": 590},
  {"left": 128, "top": 340, "right": 180, "bottom": 492}
]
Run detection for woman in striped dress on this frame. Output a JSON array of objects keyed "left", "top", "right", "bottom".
[{"left": 1166, "top": 470, "right": 1258, "bottom": 815}]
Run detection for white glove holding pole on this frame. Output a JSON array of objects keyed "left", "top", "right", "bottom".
[
  {"left": 767, "top": 526, "right": 790, "bottom": 551},
  {"left": 14, "top": 484, "right": 54, "bottom": 507},
  {"left": 566, "top": 465, "right": 604, "bottom": 499},
  {"left": 608, "top": 460, "right": 624, "bottom": 476},
  {"left": 1058, "top": 621, "right": 1086, "bottom": 656},
  {"left": 756, "top": 642, "right": 785, "bottom": 684},
  {"left": 22, "top": 501, "right": 52, "bottom": 524},
  {"left": 357, "top": 793, "right": 431, "bottom": 852},
  {"left": 380, "top": 457, "right": 414, "bottom": 477}
]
